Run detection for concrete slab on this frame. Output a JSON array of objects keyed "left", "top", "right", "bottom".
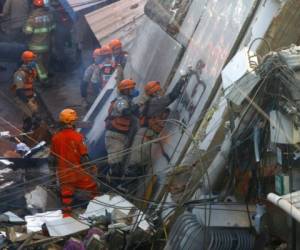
[
  {"left": 176, "top": 0, "right": 207, "bottom": 47},
  {"left": 124, "top": 16, "right": 183, "bottom": 87},
  {"left": 151, "top": 0, "right": 257, "bottom": 173}
]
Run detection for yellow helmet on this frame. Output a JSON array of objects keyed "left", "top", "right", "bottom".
[{"left": 59, "top": 109, "right": 78, "bottom": 124}]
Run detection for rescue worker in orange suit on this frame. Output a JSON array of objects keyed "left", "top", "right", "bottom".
[
  {"left": 105, "top": 79, "right": 139, "bottom": 187},
  {"left": 90, "top": 45, "right": 116, "bottom": 93},
  {"left": 109, "top": 39, "right": 128, "bottom": 83},
  {"left": 12, "top": 51, "right": 39, "bottom": 131},
  {"left": 125, "top": 73, "right": 189, "bottom": 186},
  {"left": 80, "top": 48, "right": 102, "bottom": 108},
  {"left": 51, "top": 109, "right": 98, "bottom": 217},
  {"left": 23, "top": 0, "right": 55, "bottom": 84}
]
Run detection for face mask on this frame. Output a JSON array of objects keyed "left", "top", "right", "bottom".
[
  {"left": 130, "top": 89, "right": 139, "bottom": 98},
  {"left": 27, "top": 61, "right": 37, "bottom": 69},
  {"left": 114, "top": 54, "right": 123, "bottom": 64}
]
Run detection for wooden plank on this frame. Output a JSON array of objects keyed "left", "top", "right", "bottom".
[{"left": 85, "top": 0, "right": 145, "bottom": 48}]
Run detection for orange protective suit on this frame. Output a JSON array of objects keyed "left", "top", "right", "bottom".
[{"left": 51, "top": 128, "right": 98, "bottom": 217}]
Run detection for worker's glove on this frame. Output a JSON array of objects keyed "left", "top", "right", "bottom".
[
  {"left": 27, "top": 98, "right": 38, "bottom": 113},
  {"left": 180, "top": 65, "right": 193, "bottom": 80},
  {"left": 16, "top": 142, "right": 30, "bottom": 154},
  {"left": 0, "top": 131, "right": 11, "bottom": 138}
]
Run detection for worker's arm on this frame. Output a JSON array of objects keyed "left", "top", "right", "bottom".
[
  {"left": 78, "top": 134, "right": 89, "bottom": 163},
  {"left": 90, "top": 66, "right": 100, "bottom": 85},
  {"left": 80, "top": 81, "right": 88, "bottom": 98},
  {"left": 168, "top": 75, "right": 187, "bottom": 102},
  {"left": 14, "top": 72, "right": 29, "bottom": 102},
  {"left": 81, "top": 65, "right": 94, "bottom": 98}
]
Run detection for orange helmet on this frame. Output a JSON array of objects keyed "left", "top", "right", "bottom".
[
  {"left": 21, "top": 51, "right": 37, "bottom": 62},
  {"left": 118, "top": 79, "right": 136, "bottom": 91},
  {"left": 92, "top": 48, "right": 102, "bottom": 58},
  {"left": 98, "top": 45, "right": 112, "bottom": 56},
  {"left": 33, "top": 0, "right": 44, "bottom": 7},
  {"left": 144, "top": 81, "right": 161, "bottom": 95},
  {"left": 109, "top": 39, "right": 122, "bottom": 50},
  {"left": 59, "top": 109, "right": 78, "bottom": 124}
]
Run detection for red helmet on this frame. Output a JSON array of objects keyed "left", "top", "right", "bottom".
[
  {"left": 21, "top": 51, "right": 37, "bottom": 62},
  {"left": 118, "top": 79, "right": 136, "bottom": 91},
  {"left": 109, "top": 39, "right": 122, "bottom": 50},
  {"left": 144, "top": 81, "right": 161, "bottom": 95},
  {"left": 33, "top": 0, "right": 44, "bottom": 7},
  {"left": 92, "top": 48, "right": 102, "bottom": 58}
]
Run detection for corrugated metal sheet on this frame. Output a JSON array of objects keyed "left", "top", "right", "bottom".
[
  {"left": 58, "top": 0, "right": 114, "bottom": 21},
  {"left": 85, "top": 0, "right": 146, "bottom": 49}
]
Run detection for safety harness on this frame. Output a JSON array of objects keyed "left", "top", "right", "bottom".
[{"left": 105, "top": 99, "right": 131, "bottom": 133}]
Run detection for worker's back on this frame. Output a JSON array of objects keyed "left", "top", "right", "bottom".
[
  {"left": 51, "top": 128, "right": 87, "bottom": 182},
  {"left": 24, "top": 7, "right": 55, "bottom": 52}
]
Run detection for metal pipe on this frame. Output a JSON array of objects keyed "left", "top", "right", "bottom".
[{"left": 267, "top": 192, "right": 300, "bottom": 223}]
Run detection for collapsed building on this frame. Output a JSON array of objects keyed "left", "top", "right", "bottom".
[{"left": 1, "top": 0, "right": 300, "bottom": 249}]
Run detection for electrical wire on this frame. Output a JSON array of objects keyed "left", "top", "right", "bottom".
[{"left": 0, "top": 133, "right": 178, "bottom": 203}]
